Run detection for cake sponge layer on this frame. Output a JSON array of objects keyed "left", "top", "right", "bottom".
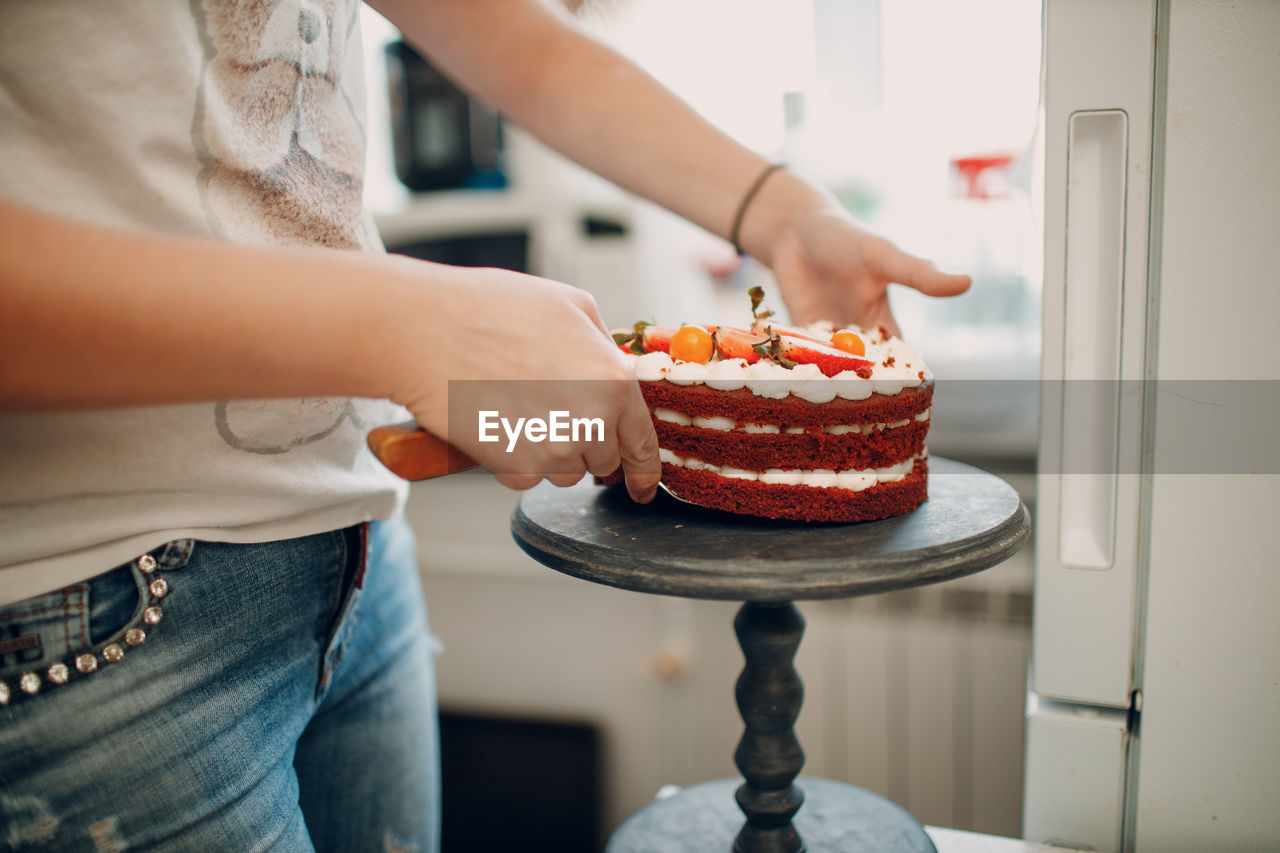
[
  {"left": 654, "top": 419, "right": 927, "bottom": 472},
  {"left": 638, "top": 379, "right": 933, "bottom": 427},
  {"left": 660, "top": 459, "right": 929, "bottom": 522}
]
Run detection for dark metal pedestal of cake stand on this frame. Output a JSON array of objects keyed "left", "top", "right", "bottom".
[{"left": 511, "top": 457, "right": 1030, "bottom": 853}]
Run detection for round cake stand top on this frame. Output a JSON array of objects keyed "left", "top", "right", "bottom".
[{"left": 512, "top": 457, "right": 1030, "bottom": 602}]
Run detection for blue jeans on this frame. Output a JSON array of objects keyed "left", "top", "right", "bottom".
[{"left": 0, "top": 517, "right": 440, "bottom": 852}]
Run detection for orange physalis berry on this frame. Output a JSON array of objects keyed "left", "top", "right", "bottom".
[
  {"left": 669, "top": 324, "right": 714, "bottom": 364},
  {"left": 831, "top": 329, "right": 866, "bottom": 356}
]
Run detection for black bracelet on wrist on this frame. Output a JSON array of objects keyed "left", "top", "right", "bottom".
[{"left": 729, "top": 162, "right": 785, "bottom": 257}]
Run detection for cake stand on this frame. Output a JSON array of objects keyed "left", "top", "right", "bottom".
[{"left": 511, "top": 457, "right": 1030, "bottom": 853}]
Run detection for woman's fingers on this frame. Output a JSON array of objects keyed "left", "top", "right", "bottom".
[
  {"left": 870, "top": 237, "right": 972, "bottom": 297},
  {"left": 398, "top": 264, "right": 665, "bottom": 500},
  {"left": 615, "top": 385, "right": 661, "bottom": 504}
]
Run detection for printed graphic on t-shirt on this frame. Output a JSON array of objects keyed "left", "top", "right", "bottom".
[
  {"left": 193, "top": 0, "right": 379, "bottom": 455},
  {"left": 214, "top": 398, "right": 367, "bottom": 455},
  {"left": 194, "top": 0, "right": 372, "bottom": 250}
]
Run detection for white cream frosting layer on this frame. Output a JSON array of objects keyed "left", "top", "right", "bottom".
[
  {"left": 652, "top": 408, "right": 930, "bottom": 434},
  {"left": 656, "top": 450, "right": 928, "bottom": 492},
  {"left": 627, "top": 324, "right": 930, "bottom": 402}
]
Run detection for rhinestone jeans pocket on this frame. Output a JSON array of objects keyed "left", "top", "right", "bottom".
[
  {"left": 0, "top": 519, "right": 439, "bottom": 850},
  {"left": 0, "top": 539, "right": 192, "bottom": 706}
]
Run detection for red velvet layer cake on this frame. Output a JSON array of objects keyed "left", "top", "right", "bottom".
[{"left": 609, "top": 291, "right": 933, "bottom": 523}]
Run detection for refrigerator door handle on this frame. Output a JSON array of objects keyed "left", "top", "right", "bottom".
[{"left": 1059, "top": 110, "right": 1128, "bottom": 570}]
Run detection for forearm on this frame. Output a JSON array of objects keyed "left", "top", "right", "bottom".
[
  {"left": 372, "top": 0, "right": 836, "bottom": 263},
  {"left": 1, "top": 201, "right": 661, "bottom": 497},
  {"left": 0, "top": 202, "right": 411, "bottom": 410}
]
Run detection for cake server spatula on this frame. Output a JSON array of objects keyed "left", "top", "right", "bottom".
[
  {"left": 367, "top": 422, "right": 477, "bottom": 481},
  {"left": 367, "top": 423, "right": 699, "bottom": 508},
  {"left": 656, "top": 480, "right": 704, "bottom": 507}
]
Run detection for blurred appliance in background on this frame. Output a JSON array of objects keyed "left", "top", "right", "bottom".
[
  {"left": 392, "top": 231, "right": 529, "bottom": 274},
  {"left": 376, "top": 195, "right": 644, "bottom": 324},
  {"left": 439, "top": 710, "right": 602, "bottom": 853},
  {"left": 385, "top": 40, "right": 506, "bottom": 192},
  {"left": 1026, "top": 0, "right": 1280, "bottom": 850}
]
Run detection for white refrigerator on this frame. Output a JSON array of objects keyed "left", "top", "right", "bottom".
[{"left": 1024, "top": 0, "right": 1280, "bottom": 850}]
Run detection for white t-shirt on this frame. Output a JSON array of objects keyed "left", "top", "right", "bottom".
[{"left": 0, "top": 0, "right": 410, "bottom": 604}]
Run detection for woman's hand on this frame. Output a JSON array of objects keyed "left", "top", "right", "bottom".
[
  {"left": 767, "top": 207, "right": 972, "bottom": 336},
  {"left": 382, "top": 259, "right": 661, "bottom": 503},
  {"left": 734, "top": 171, "right": 971, "bottom": 336}
]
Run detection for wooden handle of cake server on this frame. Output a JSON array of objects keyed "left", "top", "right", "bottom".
[{"left": 367, "top": 421, "right": 478, "bottom": 481}]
